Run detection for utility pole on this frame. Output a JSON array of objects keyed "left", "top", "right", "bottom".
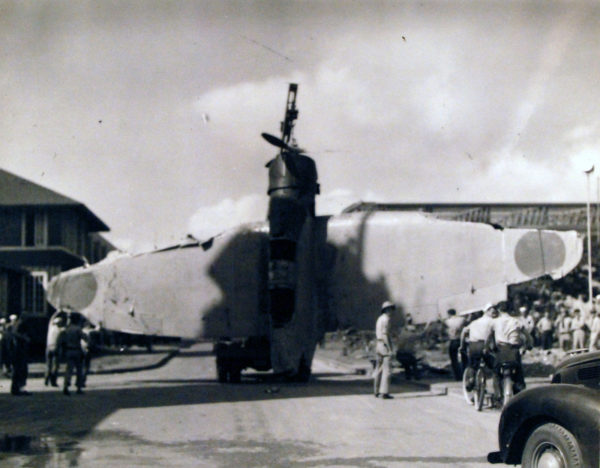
[{"left": 585, "top": 166, "right": 595, "bottom": 308}]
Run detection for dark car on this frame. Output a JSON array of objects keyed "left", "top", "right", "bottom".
[{"left": 488, "top": 351, "right": 600, "bottom": 467}]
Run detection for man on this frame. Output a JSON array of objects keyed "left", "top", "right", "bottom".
[
  {"left": 459, "top": 304, "right": 497, "bottom": 389},
  {"left": 0, "top": 318, "right": 6, "bottom": 375},
  {"left": 589, "top": 308, "right": 600, "bottom": 351},
  {"left": 395, "top": 314, "right": 421, "bottom": 380},
  {"left": 444, "top": 309, "right": 465, "bottom": 381},
  {"left": 373, "top": 301, "right": 395, "bottom": 399},
  {"left": 57, "top": 313, "right": 87, "bottom": 395},
  {"left": 536, "top": 310, "right": 554, "bottom": 350},
  {"left": 555, "top": 309, "right": 572, "bottom": 351},
  {"left": 519, "top": 306, "right": 537, "bottom": 346},
  {"left": 81, "top": 321, "right": 98, "bottom": 387},
  {"left": 2, "top": 315, "right": 16, "bottom": 376},
  {"left": 9, "top": 315, "right": 31, "bottom": 396},
  {"left": 571, "top": 309, "right": 586, "bottom": 350},
  {"left": 45, "top": 313, "right": 65, "bottom": 387},
  {"left": 487, "top": 303, "right": 532, "bottom": 396}
]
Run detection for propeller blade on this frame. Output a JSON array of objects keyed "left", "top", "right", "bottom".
[{"left": 262, "top": 133, "right": 289, "bottom": 150}]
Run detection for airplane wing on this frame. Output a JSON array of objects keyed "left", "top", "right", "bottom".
[
  {"left": 47, "top": 211, "right": 583, "bottom": 337},
  {"left": 324, "top": 212, "right": 583, "bottom": 328}
]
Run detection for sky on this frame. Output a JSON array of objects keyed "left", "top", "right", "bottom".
[{"left": 2, "top": 1, "right": 600, "bottom": 253}]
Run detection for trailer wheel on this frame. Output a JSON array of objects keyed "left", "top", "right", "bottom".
[
  {"left": 295, "top": 355, "right": 311, "bottom": 382},
  {"left": 229, "top": 365, "right": 241, "bottom": 383},
  {"left": 216, "top": 359, "right": 229, "bottom": 383}
]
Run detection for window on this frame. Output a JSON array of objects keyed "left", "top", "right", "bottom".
[
  {"left": 23, "top": 271, "right": 47, "bottom": 315},
  {"left": 24, "top": 210, "right": 47, "bottom": 247},
  {"left": 24, "top": 211, "right": 35, "bottom": 246},
  {"left": 48, "top": 212, "right": 62, "bottom": 246},
  {"left": 0, "top": 209, "right": 21, "bottom": 246}
]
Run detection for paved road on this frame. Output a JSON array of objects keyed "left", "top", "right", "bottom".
[{"left": 0, "top": 343, "right": 510, "bottom": 467}]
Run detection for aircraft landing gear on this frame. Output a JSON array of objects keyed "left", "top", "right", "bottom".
[
  {"left": 283, "top": 354, "right": 312, "bottom": 382},
  {"left": 216, "top": 357, "right": 242, "bottom": 383},
  {"left": 214, "top": 337, "right": 271, "bottom": 384},
  {"left": 295, "top": 354, "right": 311, "bottom": 382}
]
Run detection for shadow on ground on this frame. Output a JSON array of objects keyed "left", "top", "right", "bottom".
[{"left": 0, "top": 362, "right": 440, "bottom": 465}]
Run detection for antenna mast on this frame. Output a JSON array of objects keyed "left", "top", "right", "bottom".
[{"left": 280, "top": 83, "right": 298, "bottom": 147}]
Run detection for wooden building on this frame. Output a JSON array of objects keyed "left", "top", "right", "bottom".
[{"left": 0, "top": 169, "right": 114, "bottom": 318}]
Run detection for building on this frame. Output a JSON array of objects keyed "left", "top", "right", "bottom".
[
  {"left": 0, "top": 169, "right": 114, "bottom": 319},
  {"left": 343, "top": 202, "right": 596, "bottom": 234}
]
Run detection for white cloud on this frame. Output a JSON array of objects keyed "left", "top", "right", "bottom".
[
  {"left": 186, "top": 187, "right": 383, "bottom": 243},
  {"left": 104, "top": 236, "right": 158, "bottom": 255},
  {"left": 5, "top": 2, "right": 600, "bottom": 252},
  {"left": 188, "top": 194, "right": 268, "bottom": 241}
]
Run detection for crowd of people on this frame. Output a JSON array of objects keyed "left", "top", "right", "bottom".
[
  {"left": 371, "top": 266, "right": 600, "bottom": 400},
  {"left": 0, "top": 310, "right": 96, "bottom": 396},
  {"left": 0, "top": 314, "right": 31, "bottom": 396},
  {"left": 447, "top": 291, "right": 600, "bottom": 360}
]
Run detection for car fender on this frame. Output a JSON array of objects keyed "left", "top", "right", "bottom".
[{"left": 498, "top": 384, "right": 600, "bottom": 466}]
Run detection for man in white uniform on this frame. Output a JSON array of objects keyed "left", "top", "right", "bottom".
[
  {"left": 487, "top": 304, "right": 532, "bottom": 395},
  {"left": 571, "top": 309, "right": 586, "bottom": 350},
  {"left": 589, "top": 308, "right": 600, "bottom": 351},
  {"left": 444, "top": 309, "right": 465, "bottom": 381},
  {"left": 373, "top": 301, "right": 395, "bottom": 399},
  {"left": 459, "top": 304, "right": 497, "bottom": 390},
  {"left": 45, "top": 313, "right": 65, "bottom": 387}
]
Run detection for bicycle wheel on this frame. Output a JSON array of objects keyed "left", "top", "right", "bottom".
[
  {"left": 462, "top": 367, "right": 475, "bottom": 405},
  {"left": 502, "top": 373, "right": 513, "bottom": 408},
  {"left": 475, "top": 368, "right": 486, "bottom": 411}
]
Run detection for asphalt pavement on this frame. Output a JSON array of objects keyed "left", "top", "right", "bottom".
[{"left": 0, "top": 342, "right": 521, "bottom": 467}]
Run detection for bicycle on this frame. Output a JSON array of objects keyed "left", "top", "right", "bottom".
[
  {"left": 462, "top": 355, "right": 491, "bottom": 411},
  {"left": 493, "top": 361, "right": 519, "bottom": 408},
  {"left": 461, "top": 363, "right": 476, "bottom": 406},
  {"left": 473, "top": 357, "right": 490, "bottom": 411}
]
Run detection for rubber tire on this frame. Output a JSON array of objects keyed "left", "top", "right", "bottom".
[
  {"left": 502, "top": 375, "right": 513, "bottom": 408},
  {"left": 229, "top": 366, "right": 241, "bottom": 384},
  {"left": 216, "top": 359, "right": 228, "bottom": 383},
  {"left": 290, "top": 355, "right": 311, "bottom": 383},
  {"left": 521, "top": 423, "right": 583, "bottom": 468},
  {"left": 475, "top": 369, "right": 486, "bottom": 412},
  {"left": 462, "top": 367, "right": 475, "bottom": 405}
]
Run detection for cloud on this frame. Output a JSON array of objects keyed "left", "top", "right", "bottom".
[
  {"left": 186, "top": 187, "right": 382, "bottom": 242},
  {"left": 188, "top": 194, "right": 268, "bottom": 241},
  {"left": 104, "top": 236, "right": 158, "bottom": 255},
  {"left": 5, "top": 2, "right": 600, "bottom": 253}
]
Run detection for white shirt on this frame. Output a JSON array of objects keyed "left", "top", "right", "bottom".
[
  {"left": 46, "top": 323, "right": 62, "bottom": 351},
  {"left": 466, "top": 314, "right": 494, "bottom": 341},
  {"left": 445, "top": 316, "right": 465, "bottom": 340},
  {"left": 591, "top": 316, "right": 600, "bottom": 335},
  {"left": 520, "top": 315, "right": 535, "bottom": 333},
  {"left": 375, "top": 313, "right": 390, "bottom": 342},
  {"left": 491, "top": 313, "right": 522, "bottom": 345},
  {"left": 571, "top": 316, "right": 586, "bottom": 331},
  {"left": 537, "top": 317, "right": 553, "bottom": 333},
  {"left": 556, "top": 316, "right": 572, "bottom": 334}
]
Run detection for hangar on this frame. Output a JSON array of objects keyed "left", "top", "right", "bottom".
[{"left": 344, "top": 201, "right": 596, "bottom": 235}]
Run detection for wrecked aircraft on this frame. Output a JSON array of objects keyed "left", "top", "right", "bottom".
[{"left": 47, "top": 84, "right": 584, "bottom": 382}]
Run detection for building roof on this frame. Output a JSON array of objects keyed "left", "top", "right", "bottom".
[
  {"left": 0, "top": 247, "right": 86, "bottom": 270},
  {"left": 342, "top": 201, "right": 589, "bottom": 212},
  {"left": 0, "top": 169, "right": 109, "bottom": 232}
]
